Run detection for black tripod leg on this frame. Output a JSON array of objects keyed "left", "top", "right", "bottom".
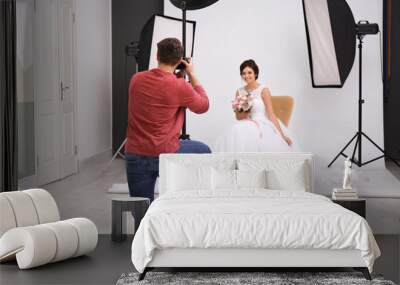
[
  {"left": 328, "top": 134, "right": 358, "bottom": 167},
  {"left": 361, "top": 133, "right": 400, "bottom": 167},
  {"left": 361, "top": 132, "right": 385, "bottom": 152},
  {"left": 350, "top": 134, "right": 360, "bottom": 165},
  {"left": 362, "top": 155, "right": 385, "bottom": 166},
  {"left": 354, "top": 267, "right": 372, "bottom": 280}
]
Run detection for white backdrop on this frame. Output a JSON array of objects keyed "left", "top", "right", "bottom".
[
  {"left": 164, "top": 1, "right": 400, "bottom": 234},
  {"left": 165, "top": 0, "right": 384, "bottom": 168}
]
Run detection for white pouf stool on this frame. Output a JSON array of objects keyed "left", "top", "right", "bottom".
[{"left": 0, "top": 189, "right": 98, "bottom": 269}]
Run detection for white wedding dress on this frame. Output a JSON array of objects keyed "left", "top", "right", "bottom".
[{"left": 214, "top": 85, "right": 298, "bottom": 152}]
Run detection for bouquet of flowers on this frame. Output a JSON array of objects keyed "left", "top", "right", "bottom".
[{"left": 232, "top": 92, "right": 253, "bottom": 113}]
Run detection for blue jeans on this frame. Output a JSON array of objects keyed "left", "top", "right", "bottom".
[{"left": 125, "top": 140, "right": 211, "bottom": 202}]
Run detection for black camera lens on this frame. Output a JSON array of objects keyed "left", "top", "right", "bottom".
[
  {"left": 176, "top": 62, "right": 185, "bottom": 70},
  {"left": 176, "top": 57, "right": 190, "bottom": 70}
]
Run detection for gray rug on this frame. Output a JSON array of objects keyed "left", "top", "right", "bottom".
[{"left": 116, "top": 271, "right": 396, "bottom": 285}]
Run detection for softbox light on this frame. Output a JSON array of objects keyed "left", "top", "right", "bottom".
[
  {"left": 303, "top": 1, "right": 397, "bottom": 168},
  {"left": 136, "top": 14, "right": 196, "bottom": 72},
  {"left": 302, "top": 0, "right": 356, "bottom": 87}
]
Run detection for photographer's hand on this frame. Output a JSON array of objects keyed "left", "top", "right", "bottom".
[{"left": 180, "top": 58, "right": 200, "bottom": 87}]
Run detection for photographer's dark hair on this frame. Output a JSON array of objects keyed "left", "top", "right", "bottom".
[
  {"left": 157, "top": 38, "right": 183, "bottom": 66},
  {"left": 240, "top": 59, "right": 259, "bottom": 79}
]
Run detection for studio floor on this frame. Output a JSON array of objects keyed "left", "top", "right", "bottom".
[
  {"left": 0, "top": 235, "right": 133, "bottom": 285},
  {"left": 2, "top": 152, "right": 399, "bottom": 285},
  {"left": 1, "top": 234, "right": 398, "bottom": 285}
]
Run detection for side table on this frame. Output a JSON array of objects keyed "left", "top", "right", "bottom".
[
  {"left": 111, "top": 197, "right": 150, "bottom": 242},
  {"left": 332, "top": 198, "right": 366, "bottom": 218}
]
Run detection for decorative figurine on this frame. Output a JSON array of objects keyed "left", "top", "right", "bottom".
[{"left": 342, "top": 157, "right": 352, "bottom": 190}]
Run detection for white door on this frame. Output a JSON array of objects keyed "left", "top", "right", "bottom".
[
  {"left": 59, "top": 0, "right": 78, "bottom": 178},
  {"left": 34, "top": 0, "right": 61, "bottom": 185},
  {"left": 34, "top": 0, "right": 77, "bottom": 185}
]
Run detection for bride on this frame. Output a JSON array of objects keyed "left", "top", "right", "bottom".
[{"left": 214, "top": 59, "right": 298, "bottom": 152}]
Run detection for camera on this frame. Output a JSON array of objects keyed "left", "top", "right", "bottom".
[{"left": 176, "top": 57, "right": 190, "bottom": 71}]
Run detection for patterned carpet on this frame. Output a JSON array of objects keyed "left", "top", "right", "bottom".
[{"left": 116, "top": 271, "right": 396, "bottom": 285}]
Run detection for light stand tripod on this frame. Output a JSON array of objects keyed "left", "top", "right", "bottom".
[
  {"left": 328, "top": 33, "right": 400, "bottom": 168},
  {"left": 179, "top": 1, "right": 190, "bottom": 140}
]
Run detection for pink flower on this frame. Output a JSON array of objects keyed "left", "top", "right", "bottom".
[{"left": 231, "top": 93, "right": 253, "bottom": 112}]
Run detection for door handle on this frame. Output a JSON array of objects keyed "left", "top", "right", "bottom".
[
  {"left": 60, "top": 82, "right": 70, "bottom": 101},
  {"left": 61, "top": 82, "right": 70, "bottom": 91}
]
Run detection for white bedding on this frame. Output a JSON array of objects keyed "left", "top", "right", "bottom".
[{"left": 131, "top": 190, "right": 380, "bottom": 273}]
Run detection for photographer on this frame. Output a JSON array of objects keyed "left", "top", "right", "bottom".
[{"left": 125, "top": 37, "right": 210, "bottom": 202}]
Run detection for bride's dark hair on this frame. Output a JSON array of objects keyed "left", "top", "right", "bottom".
[{"left": 240, "top": 59, "right": 259, "bottom": 80}]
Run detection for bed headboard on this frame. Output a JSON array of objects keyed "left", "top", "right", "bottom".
[{"left": 159, "top": 153, "right": 314, "bottom": 194}]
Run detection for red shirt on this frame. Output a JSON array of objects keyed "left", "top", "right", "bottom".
[{"left": 125, "top": 68, "right": 209, "bottom": 156}]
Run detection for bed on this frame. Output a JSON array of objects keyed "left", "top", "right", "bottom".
[{"left": 131, "top": 153, "right": 380, "bottom": 280}]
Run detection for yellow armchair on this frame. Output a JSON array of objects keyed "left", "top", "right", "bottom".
[{"left": 271, "top": 96, "right": 294, "bottom": 127}]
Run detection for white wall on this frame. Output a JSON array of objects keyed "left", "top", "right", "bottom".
[
  {"left": 164, "top": 0, "right": 400, "bottom": 232},
  {"left": 75, "top": 0, "right": 112, "bottom": 161}
]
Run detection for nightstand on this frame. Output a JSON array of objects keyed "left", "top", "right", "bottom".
[
  {"left": 111, "top": 197, "right": 150, "bottom": 242},
  {"left": 332, "top": 199, "right": 366, "bottom": 218}
]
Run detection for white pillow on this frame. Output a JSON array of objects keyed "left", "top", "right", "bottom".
[
  {"left": 237, "top": 159, "right": 309, "bottom": 191},
  {"left": 211, "top": 168, "right": 268, "bottom": 190},
  {"left": 266, "top": 162, "right": 306, "bottom": 191},
  {"left": 211, "top": 168, "right": 236, "bottom": 190},
  {"left": 236, "top": 169, "right": 268, "bottom": 189},
  {"left": 167, "top": 163, "right": 211, "bottom": 191}
]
